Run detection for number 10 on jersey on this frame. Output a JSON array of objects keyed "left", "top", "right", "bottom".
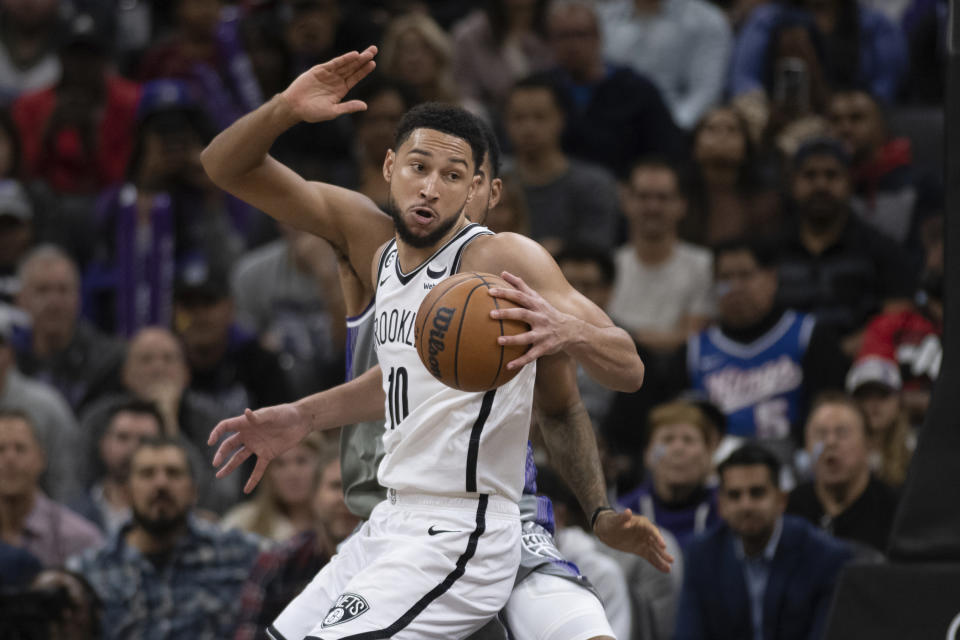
[{"left": 387, "top": 366, "right": 409, "bottom": 429}]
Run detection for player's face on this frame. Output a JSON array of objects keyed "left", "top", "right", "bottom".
[
  {"left": 806, "top": 403, "right": 869, "bottom": 488},
  {"left": 384, "top": 128, "right": 478, "bottom": 249},
  {"left": 719, "top": 464, "right": 785, "bottom": 540},
  {"left": 465, "top": 154, "right": 502, "bottom": 225}
]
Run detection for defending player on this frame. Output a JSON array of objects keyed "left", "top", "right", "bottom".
[{"left": 203, "top": 46, "right": 670, "bottom": 639}]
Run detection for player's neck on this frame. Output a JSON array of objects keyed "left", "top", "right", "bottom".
[{"left": 395, "top": 218, "right": 472, "bottom": 272}]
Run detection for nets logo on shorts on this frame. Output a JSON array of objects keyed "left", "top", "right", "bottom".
[{"left": 321, "top": 593, "right": 370, "bottom": 628}]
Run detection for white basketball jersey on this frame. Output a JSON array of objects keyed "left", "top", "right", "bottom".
[{"left": 373, "top": 223, "right": 536, "bottom": 502}]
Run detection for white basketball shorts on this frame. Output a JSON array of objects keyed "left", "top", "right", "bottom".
[
  {"left": 504, "top": 566, "right": 615, "bottom": 640},
  {"left": 268, "top": 491, "right": 520, "bottom": 640}
]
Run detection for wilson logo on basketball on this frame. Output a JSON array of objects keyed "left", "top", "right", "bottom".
[
  {"left": 427, "top": 306, "right": 456, "bottom": 377},
  {"left": 415, "top": 272, "right": 530, "bottom": 392}
]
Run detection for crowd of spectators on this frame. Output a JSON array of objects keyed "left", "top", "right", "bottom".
[{"left": 0, "top": 0, "right": 944, "bottom": 638}]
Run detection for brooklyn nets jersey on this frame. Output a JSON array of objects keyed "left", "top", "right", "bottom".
[{"left": 374, "top": 223, "right": 536, "bottom": 502}]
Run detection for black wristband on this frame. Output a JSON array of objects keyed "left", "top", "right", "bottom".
[{"left": 590, "top": 506, "right": 615, "bottom": 529}]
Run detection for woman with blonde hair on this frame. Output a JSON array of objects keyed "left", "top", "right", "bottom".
[
  {"left": 221, "top": 431, "right": 327, "bottom": 542},
  {"left": 847, "top": 357, "right": 915, "bottom": 488},
  {"left": 378, "top": 13, "right": 461, "bottom": 106}
]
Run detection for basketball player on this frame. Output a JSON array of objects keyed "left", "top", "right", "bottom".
[
  {"left": 203, "top": 46, "right": 669, "bottom": 639},
  {"left": 334, "top": 123, "right": 665, "bottom": 640}
]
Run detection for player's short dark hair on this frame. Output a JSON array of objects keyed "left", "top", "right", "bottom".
[
  {"left": 477, "top": 117, "right": 502, "bottom": 179},
  {"left": 713, "top": 235, "right": 779, "bottom": 270},
  {"left": 395, "top": 102, "right": 487, "bottom": 173},
  {"left": 103, "top": 399, "right": 165, "bottom": 438},
  {"left": 718, "top": 442, "right": 781, "bottom": 489},
  {"left": 555, "top": 243, "right": 615, "bottom": 286},
  {"left": 508, "top": 73, "right": 570, "bottom": 118}
]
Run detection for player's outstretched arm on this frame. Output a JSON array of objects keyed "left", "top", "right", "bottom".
[
  {"left": 463, "top": 233, "right": 644, "bottom": 392},
  {"left": 208, "top": 364, "right": 385, "bottom": 493},
  {"left": 200, "top": 46, "right": 392, "bottom": 285},
  {"left": 535, "top": 355, "right": 673, "bottom": 573}
]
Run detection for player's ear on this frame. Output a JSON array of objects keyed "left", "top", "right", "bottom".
[
  {"left": 465, "top": 172, "right": 481, "bottom": 203},
  {"left": 383, "top": 149, "right": 396, "bottom": 182},
  {"left": 488, "top": 178, "right": 503, "bottom": 209}
]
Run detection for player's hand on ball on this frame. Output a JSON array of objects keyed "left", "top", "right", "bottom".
[
  {"left": 488, "top": 271, "right": 578, "bottom": 370},
  {"left": 594, "top": 508, "right": 675, "bottom": 573},
  {"left": 208, "top": 404, "right": 311, "bottom": 494},
  {"left": 280, "top": 45, "right": 377, "bottom": 123}
]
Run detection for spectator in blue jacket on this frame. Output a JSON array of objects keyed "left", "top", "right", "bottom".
[{"left": 676, "top": 442, "right": 852, "bottom": 640}]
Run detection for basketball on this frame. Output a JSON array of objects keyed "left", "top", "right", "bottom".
[{"left": 415, "top": 272, "right": 529, "bottom": 392}]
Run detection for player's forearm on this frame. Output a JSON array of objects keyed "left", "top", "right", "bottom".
[
  {"left": 293, "top": 364, "right": 385, "bottom": 431},
  {"left": 565, "top": 321, "right": 645, "bottom": 392},
  {"left": 537, "top": 400, "right": 610, "bottom": 518},
  {"left": 200, "top": 95, "right": 300, "bottom": 188}
]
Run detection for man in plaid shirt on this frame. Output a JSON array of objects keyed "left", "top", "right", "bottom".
[{"left": 69, "top": 436, "right": 260, "bottom": 639}]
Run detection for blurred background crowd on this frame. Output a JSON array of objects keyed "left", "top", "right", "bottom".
[{"left": 0, "top": 0, "right": 945, "bottom": 638}]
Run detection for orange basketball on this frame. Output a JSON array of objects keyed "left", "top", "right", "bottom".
[{"left": 415, "top": 272, "right": 530, "bottom": 392}]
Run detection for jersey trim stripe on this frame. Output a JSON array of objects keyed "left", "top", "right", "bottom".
[
  {"left": 310, "top": 495, "right": 490, "bottom": 640},
  {"left": 451, "top": 229, "right": 494, "bottom": 274},
  {"left": 346, "top": 299, "right": 376, "bottom": 325},
  {"left": 395, "top": 223, "right": 479, "bottom": 285},
  {"left": 466, "top": 390, "right": 496, "bottom": 492},
  {"left": 266, "top": 624, "right": 288, "bottom": 640},
  {"left": 375, "top": 239, "right": 396, "bottom": 283}
]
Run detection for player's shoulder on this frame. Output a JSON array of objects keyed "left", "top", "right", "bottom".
[
  {"left": 465, "top": 232, "right": 551, "bottom": 266},
  {"left": 462, "top": 232, "right": 560, "bottom": 286}
]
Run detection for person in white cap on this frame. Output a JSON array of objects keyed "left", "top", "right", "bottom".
[{"left": 846, "top": 356, "right": 914, "bottom": 488}]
